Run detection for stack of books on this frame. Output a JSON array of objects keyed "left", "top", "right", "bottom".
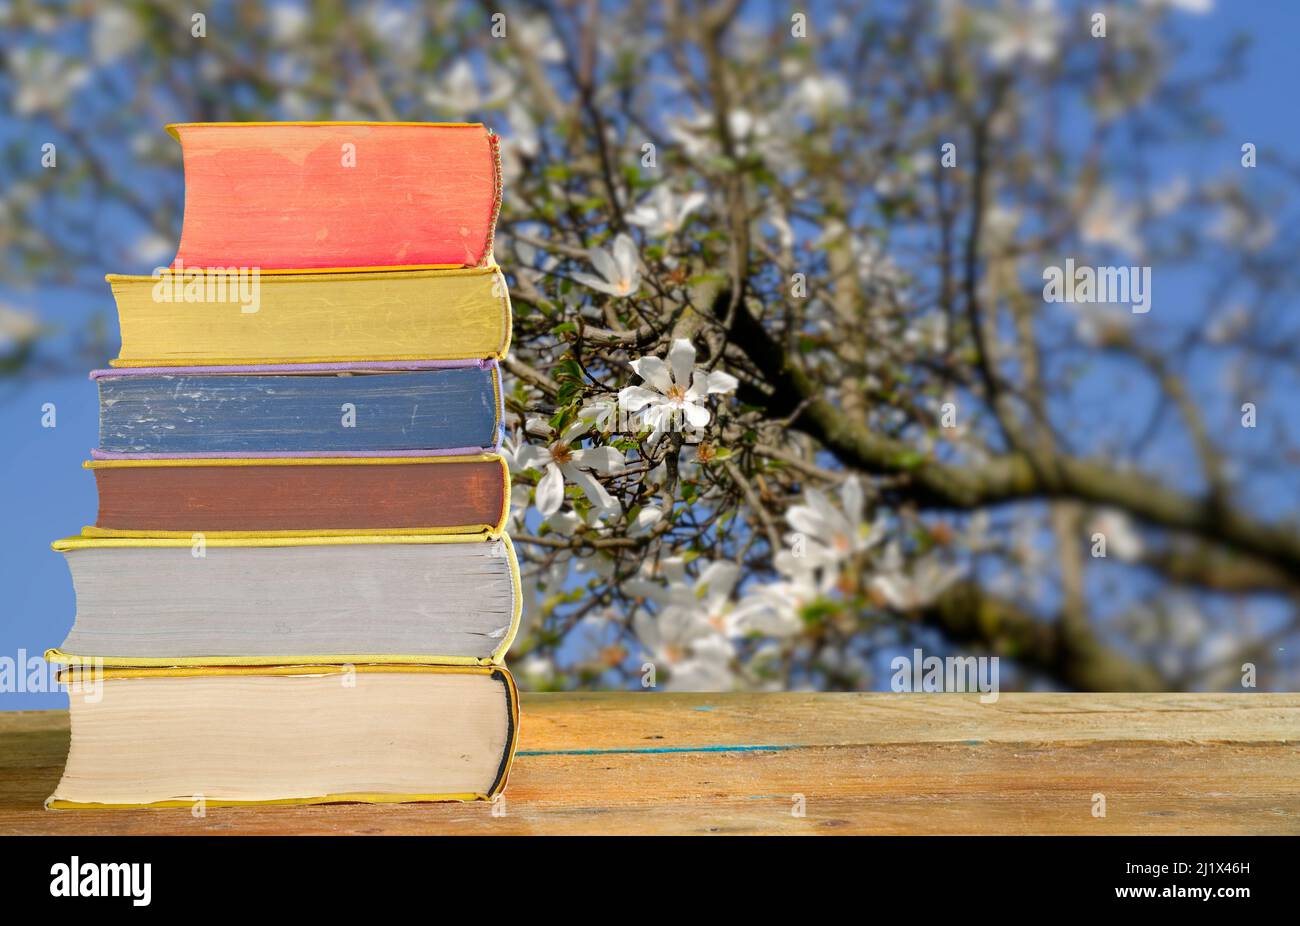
[{"left": 46, "top": 122, "right": 520, "bottom": 809}]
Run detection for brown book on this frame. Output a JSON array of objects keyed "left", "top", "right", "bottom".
[{"left": 84, "top": 456, "right": 508, "bottom": 536}]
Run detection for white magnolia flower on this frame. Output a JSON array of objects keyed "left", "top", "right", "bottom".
[
  {"left": 92, "top": 7, "right": 143, "bottom": 63},
  {"left": 10, "top": 48, "right": 88, "bottom": 116},
  {"left": 982, "top": 205, "right": 1022, "bottom": 251},
  {"left": 268, "top": 4, "right": 309, "bottom": 43},
  {"left": 423, "top": 59, "right": 512, "bottom": 116},
  {"left": 577, "top": 396, "right": 620, "bottom": 435},
  {"left": 665, "top": 111, "right": 715, "bottom": 160},
  {"left": 515, "top": 653, "right": 556, "bottom": 686},
  {"left": 513, "top": 14, "right": 566, "bottom": 62},
  {"left": 980, "top": 0, "right": 1063, "bottom": 66},
  {"left": 787, "top": 74, "right": 850, "bottom": 117},
  {"left": 513, "top": 417, "right": 625, "bottom": 517},
  {"left": 0, "top": 304, "right": 40, "bottom": 354},
  {"left": 667, "top": 108, "right": 798, "bottom": 174},
  {"left": 626, "top": 186, "right": 707, "bottom": 237},
  {"left": 628, "top": 506, "right": 664, "bottom": 537},
  {"left": 543, "top": 506, "right": 587, "bottom": 537},
  {"left": 1140, "top": 0, "right": 1213, "bottom": 13},
  {"left": 784, "top": 477, "right": 886, "bottom": 575},
  {"left": 1087, "top": 509, "right": 1144, "bottom": 562},
  {"left": 498, "top": 437, "right": 537, "bottom": 528},
  {"left": 571, "top": 233, "right": 641, "bottom": 297},
  {"left": 1079, "top": 189, "right": 1143, "bottom": 256},
  {"left": 618, "top": 339, "right": 738, "bottom": 441},
  {"left": 730, "top": 566, "right": 819, "bottom": 638},
  {"left": 630, "top": 560, "right": 746, "bottom": 636},
  {"left": 633, "top": 607, "right": 734, "bottom": 691},
  {"left": 1209, "top": 197, "right": 1275, "bottom": 254},
  {"left": 869, "top": 543, "right": 965, "bottom": 610},
  {"left": 626, "top": 554, "right": 689, "bottom": 592},
  {"left": 132, "top": 231, "right": 174, "bottom": 265}
]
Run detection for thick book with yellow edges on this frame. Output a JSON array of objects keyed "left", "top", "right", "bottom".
[
  {"left": 108, "top": 266, "right": 511, "bottom": 366},
  {"left": 82, "top": 455, "right": 510, "bottom": 537},
  {"left": 48, "top": 664, "right": 518, "bottom": 808},
  {"left": 48, "top": 533, "right": 521, "bottom": 668}
]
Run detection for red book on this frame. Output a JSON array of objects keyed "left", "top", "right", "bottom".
[
  {"left": 86, "top": 456, "right": 509, "bottom": 535},
  {"left": 168, "top": 122, "right": 501, "bottom": 270}
]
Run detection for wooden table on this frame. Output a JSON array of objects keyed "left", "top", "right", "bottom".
[{"left": 2, "top": 693, "right": 1297, "bottom": 835}]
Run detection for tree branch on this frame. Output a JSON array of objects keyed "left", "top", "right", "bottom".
[
  {"left": 918, "top": 581, "right": 1167, "bottom": 691},
  {"left": 727, "top": 298, "right": 1300, "bottom": 576}
]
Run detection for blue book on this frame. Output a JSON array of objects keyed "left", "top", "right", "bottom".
[{"left": 91, "top": 361, "right": 502, "bottom": 458}]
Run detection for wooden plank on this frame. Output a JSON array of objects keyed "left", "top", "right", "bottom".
[
  {"left": 516, "top": 691, "right": 1300, "bottom": 748},
  {"left": 1, "top": 693, "right": 1297, "bottom": 835}
]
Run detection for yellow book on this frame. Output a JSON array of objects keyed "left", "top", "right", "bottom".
[
  {"left": 48, "top": 664, "right": 519, "bottom": 808},
  {"left": 108, "top": 265, "right": 512, "bottom": 366},
  {"left": 48, "top": 533, "right": 522, "bottom": 668}
]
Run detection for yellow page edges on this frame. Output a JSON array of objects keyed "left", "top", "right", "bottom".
[
  {"left": 47, "top": 664, "right": 519, "bottom": 809},
  {"left": 48, "top": 649, "right": 497, "bottom": 668},
  {"left": 165, "top": 120, "right": 486, "bottom": 140},
  {"left": 81, "top": 525, "right": 499, "bottom": 539},
  {"left": 49, "top": 533, "right": 523, "bottom": 665},
  {"left": 81, "top": 454, "right": 511, "bottom": 538},
  {"left": 53, "top": 529, "right": 501, "bottom": 549},
  {"left": 105, "top": 264, "right": 502, "bottom": 281},
  {"left": 83, "top": 454, "right": 501, "bottom": 467},
  {"left": 107, "top": 265, "right": 512, "bottom": 366}
]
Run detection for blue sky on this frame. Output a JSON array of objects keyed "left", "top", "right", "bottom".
[{"left": 2, "top": 1, "right": 1298, "bottom": 707}]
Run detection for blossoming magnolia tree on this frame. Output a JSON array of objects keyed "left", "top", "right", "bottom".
[{"left": 4, "top": 1, "right": 1299, "bottom": 691}]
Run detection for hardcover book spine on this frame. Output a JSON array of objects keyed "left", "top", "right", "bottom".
[
  {"left": 47, "top": 665, "right": 519, "bottom": 807},
  {"left": 87, "top": 456, "right": 510, "bottom": 536},
  {"left": 108, "top": 266, "right": 512, "bottom": 366},
  {"left": 51, "top": 534, "right": 522, "bottom": 666},
  {"left": 94, "top": 362, "right": 503, "bottom": 457},
  {"left": 170, "top": 122, "right": 501, "bottom": 270}
]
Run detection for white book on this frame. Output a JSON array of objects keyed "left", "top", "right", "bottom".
[
  {"left": 48, "top": 535, "right": 520, "bottom": 666},
  {"left": 49, "top": 665, "right": 518, "bottom": 807}
]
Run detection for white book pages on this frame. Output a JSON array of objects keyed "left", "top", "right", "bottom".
[
  {"left": 59, "top": 540, "right": 517, "bottom": 662},
  {"left": 52, "top": 669, "right": 514, "bottom": 805}
]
